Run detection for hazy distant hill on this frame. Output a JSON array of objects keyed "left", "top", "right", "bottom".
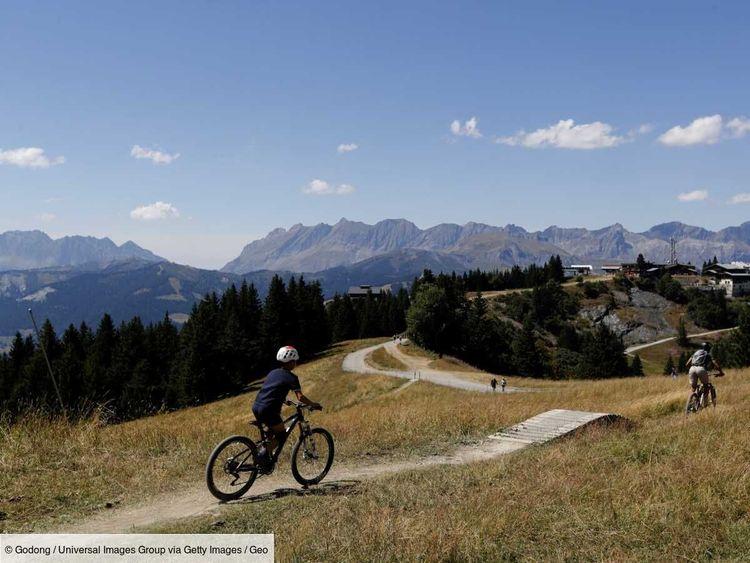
[
  {"left": 309, "top": 249, "right": 468, "bottom": 292},
  {"left": 0, "top": 230, "right": 162, "bottom": 271},
  {"left": 223, "top": 219, "right": 750, "bottom": 273},
  {"left": 0, "top": 261, "right": 283, "bottom": 337}
]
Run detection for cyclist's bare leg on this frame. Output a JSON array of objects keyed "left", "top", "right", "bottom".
[{"left": 266, "top": 422, "right": 285, "bottom": 451}]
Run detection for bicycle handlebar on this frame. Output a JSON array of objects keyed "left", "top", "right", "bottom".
[{"left": 284, "top": 400, "right": 323, "bottom": 411}]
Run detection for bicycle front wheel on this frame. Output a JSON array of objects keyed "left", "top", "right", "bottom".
[
  {"left": 206, "top": 435, "right": 258, "bottom": 501},
  {"left": 291, "top": 428, "right": 334, "bottom": 486}
]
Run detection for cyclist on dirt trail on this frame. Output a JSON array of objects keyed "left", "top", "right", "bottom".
[
  {"left": 686, "top": 342, "right": 724, "bottom": 391},
  {"left": 252, "top": 346, "right": 321, "bottom": 462}
]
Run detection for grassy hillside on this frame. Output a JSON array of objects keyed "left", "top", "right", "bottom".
[
  {"left": 152, "top": 367, "right": 750, "bottom": 561},
  {"left": 365, "top": 346, "right": 408, "bottom": 371},
  {"left": 634, "top": 333, "right": 727, "bottom": 376},
  {"left": 2, "top": 338, "right": 749, "bottom": 560}
]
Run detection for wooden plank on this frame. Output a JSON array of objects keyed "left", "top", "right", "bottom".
[{"left": 491, "top": 409, "right": 623, "bottom": 446}]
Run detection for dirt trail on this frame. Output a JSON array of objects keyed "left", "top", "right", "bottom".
[
  {"left": 60, "top": 407, "right": 620, "bottom": 534},
  {"left": 60, "top": 436, "right": 528, "bottom": 534},
  {"left": 466, "top": 276, "right": 609, "bottom": 300},
  {"left": 624, "top": 327, "right": 736, "bottom": 354},
  {"left": 343, "top": 340, "right": 527, "bottom": 393}
]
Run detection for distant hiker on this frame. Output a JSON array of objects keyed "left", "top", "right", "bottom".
[
  {"left": 686, "top": 342, "right": 724, "bottom": 391},
  {"left": 490, "top": 377, "right": 498, "bottom": 392},
  {"left": 501, "top": 378, "right": 507, "bottom": 392}
]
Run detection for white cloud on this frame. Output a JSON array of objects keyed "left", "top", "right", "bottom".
[
  {"left": 635, "top": 123, "right": 654, "bottom": 135},
  {"left": 729, "top": 193, "right": 750, "bottom": 204},
  {"left": 727, "top": 117, "right": 750, "bottom": 138},
  {"left": 0, "top": 147, "right": 65, "bottom": 168},
  {"left": 498, "top": 119, "right": 624, "bottom": 149},
  {"left": 302, "top": 179, "right": 356, "bottom": 196},
  {"left": 130, "top": 145, "right": 180, "bottom": 165},
  {"left": 38, "top": 213, "right": 56, "bottom": 223},
  {"left": 336, "top": 183, "right": 356, "bottom": 195},
  {"left": 677, "top": 190, "right": 709, "bottom": 202},
  {"left": 130, "top": 201, "right": 181, "bottom": 220},
  {"left": 337, "top": 143, "right": 359, "bottom": 154},
  {"left": 658, "top": 115, "right": 723, "bottom": 146},
  {"left": 450, "top": 117, "right": 482, "bottom": 138}
]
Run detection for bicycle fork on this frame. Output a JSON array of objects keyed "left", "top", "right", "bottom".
[{"left": 300, "top": 422, "right": 319, "bottom": 460}]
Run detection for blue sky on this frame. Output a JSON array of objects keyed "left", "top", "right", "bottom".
[{"left": 1, "top": 1, "right": 749, "bottom": 268}]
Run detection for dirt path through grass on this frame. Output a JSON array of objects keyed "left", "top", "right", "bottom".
[
  {"left": 624, "top": 327, "right": 736, "bottom": 354},
  {"left": 60, "top": 407, "right": 621, "bottom": 534},
  {"left": 343, "top": 340, "right": 527, "bottom": 393},
  {"left": 60, "top": 432, "right": 530, "bottom": 533}
]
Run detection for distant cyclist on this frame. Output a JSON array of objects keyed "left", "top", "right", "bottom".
[
  {"left": 252, "top": 346, "right": 321, "bottom": 463},
  {"left": 686, "top": 342, "right": 724, "bottom": 391}
]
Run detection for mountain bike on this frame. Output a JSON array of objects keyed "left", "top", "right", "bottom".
[
  {"left": 685, "top": 371, "right": 722, "bottom": 415},
  {"left": 205, "top": 400, "right": 335, "bottom": 501}
]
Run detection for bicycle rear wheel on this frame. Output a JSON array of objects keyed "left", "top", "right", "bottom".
[
  {"left": 707, "top": 385, "right": 717, "bottom": 408},
  {"left": 291, "top": 428, "right": 334, "bottom": 486},
  {"left": 685, "top": 393, "right": 700, "bottom": 415},
  {"left": 206, "top": 435, "right": 258, "bottom": 501}
]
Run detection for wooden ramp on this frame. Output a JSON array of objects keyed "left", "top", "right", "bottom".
[{"left": 490, "top": 409, "right": 623, "bottom": 446}]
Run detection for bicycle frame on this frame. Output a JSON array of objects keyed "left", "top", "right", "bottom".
[
  {"left": 256, "top": 406, "right": 312, "bottom": 465},
  {"left": 688, "top": 382, "right": 716, "bottom": 413}
]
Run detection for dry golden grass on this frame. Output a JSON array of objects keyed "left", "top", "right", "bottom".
[
  {"left": 365, "top": 346, "right": 408, "bottom": 371},
  {"left": 150, "top": 368, "right": 750, "bottom": 561},
  {"left": 396, "top": 341, "right": 437, "bottom": 359},
  {"left": 427, "top": 356, "right": 480, "bottom": 373}
]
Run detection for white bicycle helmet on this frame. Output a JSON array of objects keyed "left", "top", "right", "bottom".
[{"left": 276, "top": 345, "right": 299, "bottom": 363}]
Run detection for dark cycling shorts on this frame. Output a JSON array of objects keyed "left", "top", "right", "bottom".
[{"left": 252, "top": 407, "right": 283, "bottom": 428}]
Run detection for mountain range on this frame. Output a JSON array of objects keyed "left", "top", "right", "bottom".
[
  {"left": 0, "top": 230, "right": 161, "bottom": 270},
  {"left": 2, "top": 220, "right": 750, "bottom": 341},
  {"left": 222, "top": 219, "right": 750, "bottom": 274}
]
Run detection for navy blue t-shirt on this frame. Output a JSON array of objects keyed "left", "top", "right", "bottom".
[{"left": 253, "top": 368, "right": 301, "bottom": 413}]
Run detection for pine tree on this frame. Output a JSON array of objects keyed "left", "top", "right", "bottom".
[
  {"left": 511, "top": 315, "right": 544, "bottom": 377},
  {"left": 407, "top": 283, "right": 454, "bottom": 353},
  {"left": 630, "top": 354, "right": 644, "bottom": 376},
  {"left": 261, "top": 275, "right": 293, "bottom": 361},
  {"left": 84, "top": 314, "right": 118, "bottom": 402},
  {"left": 662, "top": 354, "right": 675, "bottom": 376},
  {"left": 548, "top": 255, "right": 565, "bottom": 283},
  {"left": 677, "top": 317, "right": 689, "bottom": 347},
  {"left": 237, "top": 281, "right": 264, "bottom": 376},
  {"left": 330, "top": 294, "right": 358, "bottom": 342},
  {"left": 636, "top": 253, "right": 647, "bottom": 272},
  {"left": 578, "top": 325, "right": 629, "bottom": 379},
  {"left": 57, "top": 324, "right": 86, "bottom": 412},
  {"left": 358, "top": 291, "right": 381, "bottom": 338}
]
